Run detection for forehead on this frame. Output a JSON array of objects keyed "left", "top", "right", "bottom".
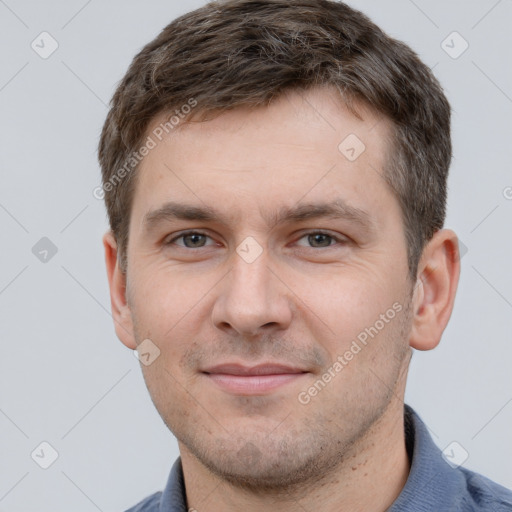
[{"left": 132, "top": 87, "right": 395, "bottom": 226}]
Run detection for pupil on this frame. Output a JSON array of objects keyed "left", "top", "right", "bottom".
[
  {"left": 185, "top": 234, "right": 205, "bottom": 247},
  {"left": 309, "top": 234, "right": 331, "bottom": 247}
]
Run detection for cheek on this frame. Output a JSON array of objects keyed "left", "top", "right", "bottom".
[
  {"left": 131, "top": 264, "right": 212, "bottom": 329},
  {"left": 296, "top": 270, "right": 397, "bottom": 344},
  {"left": 133, "top": 283, "right": 202, "bottom": 416},
  {"left": 140, "top": 359, "right": 200, "bottom": 437}
]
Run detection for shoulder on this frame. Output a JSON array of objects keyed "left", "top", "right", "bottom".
[
  {"left": 459, "top": 467, "right": 512, "bottom": 511},
  {"left": 124, "top": 491, "right": 162, "bottom": 512},
  {"left": 396, "top": 406, "right": 512, "bottom": 512}
]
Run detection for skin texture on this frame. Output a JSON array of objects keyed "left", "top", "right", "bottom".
[{"left": 104, "top": 87, "right": 460, "bottom": 511}]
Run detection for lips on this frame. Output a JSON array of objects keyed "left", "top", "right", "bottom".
[{"left": 202, "top": 363, "right": 308, "bottom": 395}]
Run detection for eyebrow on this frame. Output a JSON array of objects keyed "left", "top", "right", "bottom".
[{"left": 142, "top": 199, "right": 375, "bottom": 235}]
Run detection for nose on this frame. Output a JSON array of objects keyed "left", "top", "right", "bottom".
[{"left": 211, "top": 246, "right": 293, "bottom": 338}]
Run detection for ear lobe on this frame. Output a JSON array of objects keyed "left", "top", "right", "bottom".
[
  {"left": 409, "top": 229, "right": 460, "bottom": 351},
  {"left": 103, "top": 231, "right": 137, "bottom": 350}
]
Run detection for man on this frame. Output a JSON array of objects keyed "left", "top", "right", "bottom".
[{"left": 98, "top": 1, "right": 512, "bottom": 510}]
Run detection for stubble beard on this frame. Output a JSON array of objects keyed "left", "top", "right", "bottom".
[
  {"left": 130, "top": 283, "right": 414, "bottom": 496},
  {"left": 156, "top": 333, "right": 411, "bottom": 494}
]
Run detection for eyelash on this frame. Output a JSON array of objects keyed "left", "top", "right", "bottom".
[{"left": 165, "top": 230, "right": 347, "bottom": 249}]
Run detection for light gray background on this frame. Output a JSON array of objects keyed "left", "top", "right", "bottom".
[{"left": 0, "top": 0, "right": 511, "bottom": 510}]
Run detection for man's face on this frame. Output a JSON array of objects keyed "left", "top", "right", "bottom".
[{"left": 122, "top": 87, "right": 414, "bottom": 489}]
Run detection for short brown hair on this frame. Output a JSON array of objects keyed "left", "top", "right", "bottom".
[{"left": 98, "top": 0, "right": 451, "bottom": 279}]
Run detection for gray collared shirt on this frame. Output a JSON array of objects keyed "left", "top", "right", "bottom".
[{"left": 125, "top": 405, "right": 512, "bottom": 511}]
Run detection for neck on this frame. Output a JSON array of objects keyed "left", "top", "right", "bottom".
[{"left": 180, "top": 397, "right": 411, "bottom": 512}]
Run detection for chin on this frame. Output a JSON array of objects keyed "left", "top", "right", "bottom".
[{"left": 180, "top": 426, "right": 343, "bottom": 494}]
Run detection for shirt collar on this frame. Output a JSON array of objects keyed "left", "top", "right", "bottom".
[
  {"left": 159, "top": 455, "right": 188, "bottom": 512},
  {"left": 388, "top": 404, "right": 469, "bottom": 511}
]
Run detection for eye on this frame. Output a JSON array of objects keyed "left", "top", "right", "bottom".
[
  {"left": 164, "top": 230, "right": 347, "bottom": 251},
  {"left": 166, "top": 231, "right": 216, "bottom": 248},
  {"left": 295, "top": 231, "right": 346, "bottom": 248}
]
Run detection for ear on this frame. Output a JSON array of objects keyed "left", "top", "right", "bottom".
[
  {"left": 409, "top": 229, "right": 461, "bottom": 351},
  {"left": 103, "top": 231, "right": 137, "bottom": 350}
]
